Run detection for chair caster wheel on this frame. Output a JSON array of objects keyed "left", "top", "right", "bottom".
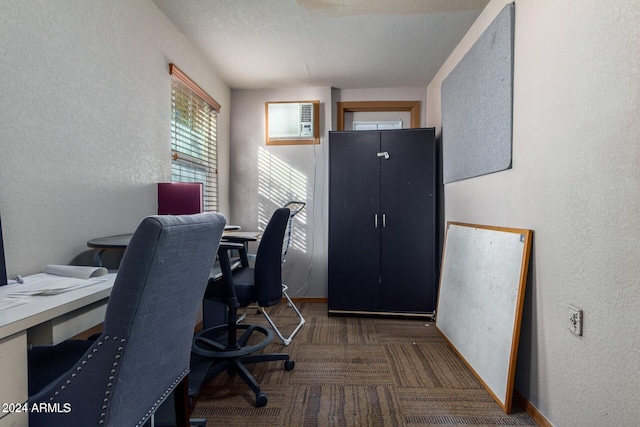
[
  {"left": 284, "top": 360, "right": 295, "bottom": 371},
  {"left": 256, "top": 392, "right": 268, "bottom": 407}
]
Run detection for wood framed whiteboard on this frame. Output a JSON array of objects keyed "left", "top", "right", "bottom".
[{"left": 436, "top": 222, "right": 532, "bottom": 413}]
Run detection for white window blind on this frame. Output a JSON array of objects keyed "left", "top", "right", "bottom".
[{"left": 170, "top": 65, "right": 219, "bottom": 212}]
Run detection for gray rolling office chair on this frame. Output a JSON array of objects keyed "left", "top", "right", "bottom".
[
  {"left": 235, "top": 201, "right": 306, "bottom": 345},
  {"left": 190, "top": 207, "right": 295, "bottom": 408},
  {"left": 28, "top": 213, "right": 226, "bottom": 427},
  {"left": 272, "top": 201, "right": 306, "bottom": 345}
]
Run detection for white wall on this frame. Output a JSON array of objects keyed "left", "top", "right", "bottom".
[
  {"left": 0, "top": 0, "right": 231, "bottom": 276},
  {"left": 230, "top": 87, "right": 332, "bottom": 298},
  {"left": 427, "top": 1, "right": 640, "bottom": 425}
]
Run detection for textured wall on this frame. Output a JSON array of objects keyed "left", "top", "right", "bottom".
[
  {"left": 229, "top": 87, "right": 332, "bottom": 298},
  {"left": 0, "top": 0, "right": 230, "bottom": 276},
  {"left": 428, "top": 0, "right": 640, "bottom": 425}
]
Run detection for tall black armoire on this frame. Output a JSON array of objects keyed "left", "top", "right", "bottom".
[{"left": 328, "top": 128, "right": 438, "bottom": 317}]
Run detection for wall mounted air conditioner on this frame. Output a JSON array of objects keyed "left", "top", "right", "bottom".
[{"left": 267, "top": 102, "right": 316, "bottom": 140}]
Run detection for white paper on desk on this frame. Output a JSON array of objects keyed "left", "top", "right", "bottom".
[
  {"left": 45, "top": 265, "right": 108, "bottom": 279},
  {"left": 0, "top": 273, "right": 109, "bottom": 296}
]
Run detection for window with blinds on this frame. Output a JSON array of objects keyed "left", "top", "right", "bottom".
[{"left": 170, "top": 64, "right": 219, "bottom": 212}]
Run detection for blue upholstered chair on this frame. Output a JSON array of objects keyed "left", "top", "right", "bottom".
[{"left": 28, "top": 213, "right": 226, "bottom": 427}]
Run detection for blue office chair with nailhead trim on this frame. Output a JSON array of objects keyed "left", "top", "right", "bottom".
[{"left": 27, "top": 213, "right": 226, "bottom": 427}]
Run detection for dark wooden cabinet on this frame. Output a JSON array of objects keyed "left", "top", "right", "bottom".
[{"left": 328, "top": 128, "right": 438, "bottom": 316}]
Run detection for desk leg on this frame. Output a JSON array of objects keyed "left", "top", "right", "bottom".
[
  {"left": 92, "top": 249, "right": 106, "bottom": 267},
  {"left": 0, "top": 331, "right": 28, "bottom": 427}
]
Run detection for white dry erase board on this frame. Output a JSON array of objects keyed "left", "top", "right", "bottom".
[{"left": 436, "top": 222, "right": 532, "bottom": 413}]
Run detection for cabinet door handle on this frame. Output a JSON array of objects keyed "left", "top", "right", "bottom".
[
  {"left": 374, "top": 214, "right": 378, "bottom": 228},
  {"left": 382, "top": 213, "right": 387, "bottom": 228}
]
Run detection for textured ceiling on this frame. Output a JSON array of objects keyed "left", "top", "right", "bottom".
[{"left": 152, "top": 0, "right": 489, "bottom": 90}]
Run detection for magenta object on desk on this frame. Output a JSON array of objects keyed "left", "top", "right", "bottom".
[{"left": 157, "top": 182, "right": 203, "bottom": 215}]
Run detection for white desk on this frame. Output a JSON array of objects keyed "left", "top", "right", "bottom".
[{"left": 0, "top": 273, "right": 116, "bottom": 427}]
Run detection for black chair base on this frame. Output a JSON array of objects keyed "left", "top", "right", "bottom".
[{"left": 189, "top": 323, "right": 295, "bottom": 407}]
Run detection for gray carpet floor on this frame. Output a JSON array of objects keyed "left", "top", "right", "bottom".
[{"left": 190, "top": 302, "right": 535, "bottom": 426}]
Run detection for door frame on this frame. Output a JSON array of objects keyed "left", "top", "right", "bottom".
[{"left": 336, "top": 101, "right": 421, "bottom": 131}]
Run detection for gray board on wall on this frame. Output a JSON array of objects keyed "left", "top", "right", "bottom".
[{"left": 441, "top": 3, "right": 514, "bottom": 184}]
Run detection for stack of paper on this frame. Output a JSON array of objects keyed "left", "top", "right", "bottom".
[
  {"left": 44, "top": 264, "right": 108, "bottom": 279},
  {"left": 0, "top": 273, "right": 108, "bottom": 297},
  {"left": 0, "top": 266, "right": 111, "bottom": 311}
]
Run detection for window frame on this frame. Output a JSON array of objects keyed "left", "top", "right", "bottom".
[{"left": 169, "top": 64, "right": 220, "bottom": 212}]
